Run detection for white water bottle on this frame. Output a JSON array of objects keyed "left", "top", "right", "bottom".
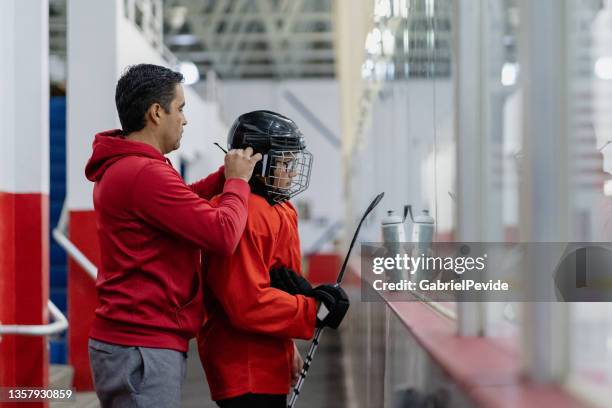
[
  {"left": 409, "top": 208, "right": 435, "bottom": 246},
  {"left": 381, "top": 209, "right": 407, "bottom": 285},
  {"left": 382, "top": 210, "right": 407, "bottom": 243}
]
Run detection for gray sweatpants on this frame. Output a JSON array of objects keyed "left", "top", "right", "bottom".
[{"left": 88, "top": 339, "right": 187, "bottom": 408}]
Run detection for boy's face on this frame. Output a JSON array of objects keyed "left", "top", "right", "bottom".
[
  {"left": 270, "top": 155, "right": 298, "bottom": 189},
  {"left": 255, "top": 148, "right": 311, "bottom": 203}
]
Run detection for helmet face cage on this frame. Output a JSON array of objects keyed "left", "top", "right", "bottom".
[{"left": 262, "top": 149, "right": 313, "bottom": 203}]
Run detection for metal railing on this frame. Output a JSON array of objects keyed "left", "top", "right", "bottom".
[
  {"left": 0, "top": 300, "right": 68, "bottom": 336},
  {"left": 52, "top": 201, "right": 97, "bottom": 280}
]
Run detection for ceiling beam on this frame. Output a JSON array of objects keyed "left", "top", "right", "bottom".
[
  {"left": 176, "top": 48, "right": 334, "bottom": 62},
  {"left": 218, "top": 0, "right": 253, "bottom": 76},
  {"left": 205, "top": 62, "right": 335, "bottom": 75},
  {"left": 162, "top": 0, "right": 336, "bottom": 79},
  {"left": 181, "top": 31, "right": 334, "bottom": 42},
  {"left": 188, "top": 11, "right": 330, "bottom": 24},
  {"left": 279, "top": 0, "right": 304, "bottom": 76},
  {"left": 252, "top": 0, "right": 284, "bottom": 77}
]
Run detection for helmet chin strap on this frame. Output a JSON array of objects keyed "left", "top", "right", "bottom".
[{"left": 249, "top": 176, "right": 288, "bottom": 205}]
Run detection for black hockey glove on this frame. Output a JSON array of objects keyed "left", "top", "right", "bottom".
[
  {"left": 270, "top": 266, "right": 313, "bottom": 296},
  {"left": 311, "top": 284, "right": 350, "bottom": 329}
]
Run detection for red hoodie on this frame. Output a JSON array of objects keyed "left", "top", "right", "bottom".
[{"left": 85, "top": 129, "right": 250, "bottom": 352}]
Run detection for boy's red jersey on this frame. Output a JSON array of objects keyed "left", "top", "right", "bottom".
[{"left": 198, "top": 193, "right": 317, "bottom": 401}]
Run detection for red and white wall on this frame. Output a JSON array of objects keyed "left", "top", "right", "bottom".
[{"left": 0, "top": 0, "right": 50, "bottom": 405}]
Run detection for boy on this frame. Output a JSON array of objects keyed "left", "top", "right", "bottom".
[{"left": 198, "top": 110, "right": 349, "bottom": 408}]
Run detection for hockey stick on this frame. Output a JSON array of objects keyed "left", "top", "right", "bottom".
[{"left": 288, "top": 192, "right": 384, "bottom": 408}]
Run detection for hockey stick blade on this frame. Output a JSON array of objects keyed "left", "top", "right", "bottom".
[{"left": 336, "top": 192, "right": 384, "bottom": 284}]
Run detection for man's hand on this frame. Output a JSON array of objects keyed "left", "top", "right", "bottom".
[
  {"left": 291, "top": 342, "right": 303, "bottom": 386},
  {"left": 224, "top": 147, "right": 262, "bottom": 182}
]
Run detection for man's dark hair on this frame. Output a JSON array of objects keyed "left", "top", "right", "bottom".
[{"left": 115, "top": 64, "right": 184, "bottom": 134}]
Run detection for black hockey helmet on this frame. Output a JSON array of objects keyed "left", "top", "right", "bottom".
[{"left": 227, "top": 110, "right": 313, "bottom": 203}]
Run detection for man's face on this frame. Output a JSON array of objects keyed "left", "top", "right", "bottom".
[{"left": 160, "top": 84, "right": 187, "bottom": 154}]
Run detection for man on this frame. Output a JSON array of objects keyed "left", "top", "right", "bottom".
[
  {"left": 198, "top": 110, "right": 349, "bottom": 408},
  {"left": 84, "top": 64, "right": 261, "bottom": 407}
]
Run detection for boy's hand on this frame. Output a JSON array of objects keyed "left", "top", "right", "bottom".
[
  {"left": 270, "top": 266, "right": 313, "bottom": 296},
  {"left": 291, "top": 342, "right": 303, "bottom": 386},
  {"left": 311, "top": 284, "right": 349, "bottom": 329}
]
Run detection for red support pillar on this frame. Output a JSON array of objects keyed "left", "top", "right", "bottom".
[
  {"left": 0, "top": 193, "right": 50, "bottom": 408},
  {"left": 0, "top": 193, "right": 17, "bottom": 389}
]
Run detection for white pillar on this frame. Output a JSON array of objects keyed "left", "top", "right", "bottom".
[
  {"left": 452, "top": 0, "right": 485, "bottom": 336},
  {"left": 67, "top": 0, "right": 120, "bottom": 210},
  {"left": 519, "top": 0, "right": 570, "bottom": 383},
  {"left": 1, "top": 0, "right": 49, "bottom": 195}
]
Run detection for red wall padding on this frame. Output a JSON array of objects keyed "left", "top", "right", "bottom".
[
  {"left": 0, "top": 192, "right": 49, "bottom": 408},
  {"left": 68, "top": 210, "right": 99, "bottom": 391}
]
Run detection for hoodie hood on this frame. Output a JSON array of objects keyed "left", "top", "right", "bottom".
[{"left": 85, "top": 129, "right": 165, "bottom": 182}]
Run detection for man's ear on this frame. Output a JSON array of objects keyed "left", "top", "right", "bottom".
[{"left": 147, "top": 103, "right": 163, "bottom": 126}]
